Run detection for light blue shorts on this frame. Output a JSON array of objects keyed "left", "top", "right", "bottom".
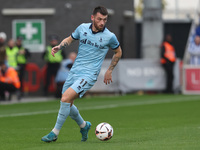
[{"left": 62, "top": 72, "right": 96, "bottom": 98}]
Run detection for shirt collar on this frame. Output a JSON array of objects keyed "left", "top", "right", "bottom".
[{"left": 89, "top": 23, "right": 105, "bottom": 34}]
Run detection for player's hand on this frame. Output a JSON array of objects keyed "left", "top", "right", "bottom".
[
  {"left": 51, "top": 46, "right": 60, "bottom": 57},
  {"left": 104, "top": 70, "right": 113, "bottom": 85}
]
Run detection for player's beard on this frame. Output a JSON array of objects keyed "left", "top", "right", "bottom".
[{"left": 93, "top": 21, "right": 104, "bottom": 32}]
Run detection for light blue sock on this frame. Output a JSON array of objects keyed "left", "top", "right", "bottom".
[
  {"left": 69, "top": 104, "right": 84, "bottom": 126},
  {"left": 54, "top": 101, "right": 71, "bottom": 130}
]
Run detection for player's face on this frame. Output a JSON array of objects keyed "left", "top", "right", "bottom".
[{"left": 91, "top": 12, "right": 108, "bottom": 32}]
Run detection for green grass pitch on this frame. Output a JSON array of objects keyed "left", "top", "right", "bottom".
[{"left": 0, "top": 94, "right": 200, "bottom": 150}]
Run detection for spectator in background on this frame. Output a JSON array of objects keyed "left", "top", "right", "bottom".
[
  {"left": 0, "top": 32, "right": 6, "bottom": 48},
  {"left": 0, "top": 54, "right": 21, "bottom": 101},
  {"left": 188, "top": 35, "right": 200, "bottom": 65},
  {"left": 55, "top": 52, "right": 77, "bottom": 98},
  {"left": 195, "top": 25, "right": 200, "bottom": 36},
  {"left": 15, "top": 36, "right": 31, "bottom": 97},
  {"left": 160, "top": 34, "right": 176, "bottom": 94},
  {"left": 6, "top": 39, "right": 18, "bottom": 70},
  {"left": 42, "top": 35, "right": 66, "bottom": 96},
  {"left": 0, "top": 32, "right": 7, "bottom": 63}
]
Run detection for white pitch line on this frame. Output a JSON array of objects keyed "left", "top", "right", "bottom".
[{"left": 0, "top": 96, "right": 199, "bottom": 118}]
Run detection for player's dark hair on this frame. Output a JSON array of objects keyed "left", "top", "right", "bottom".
[{"left": 93, "top": 6, "right": 108, "bottom": 16}]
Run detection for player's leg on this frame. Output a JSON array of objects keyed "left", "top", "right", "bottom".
[
  {"left": 69, "top": 77, "right": 95, "bottom": 141},
  {"left": 69, "top": 105, "right": 85, "bottom": 127},
  {"left": 41, "top": 87, "right": 78, "bottom": 142},
  {"left": 52, "top": 87, "right": 79, "bottom": 133},
  {"left": 69, "top": 104, "right": 91, "bottom": 141}
]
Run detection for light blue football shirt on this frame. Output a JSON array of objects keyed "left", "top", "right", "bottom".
[{"left": 70, "top": 23, "right": 120, "bottom": 80}]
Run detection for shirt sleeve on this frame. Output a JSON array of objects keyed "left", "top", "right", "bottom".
[
  {"left": 71, "top": 24, "right": 81, "bottom": 40},
  {"left": 109, "top": 34, "right": 120, "bottom": 50}
]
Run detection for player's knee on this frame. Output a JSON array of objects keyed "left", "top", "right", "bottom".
[{"left": 61, "top": 95, "right": 73, "bottom": 103}]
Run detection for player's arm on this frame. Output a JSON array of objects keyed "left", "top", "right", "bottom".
[
  {"left": 51, "top": 36, "right": 74, "bottom": 57},
  {"left": 104, "top": 46, "right": 122, "bottom": 85}
]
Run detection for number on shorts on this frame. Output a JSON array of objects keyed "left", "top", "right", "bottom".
[{"left": 80, "top": 79, "right": 87, "bottom": 87}]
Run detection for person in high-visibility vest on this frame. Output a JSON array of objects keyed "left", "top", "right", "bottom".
[
  {"left": 6, "top": 39, "right": 18, "bottom": 70},
  {"left": 42, "top": 35, "right": 66, "bottom": 96},
  {"left": 16, "top": 36, "right": 31, "bottom": 96},
  {"left": 0, "top": 59, "right": 21, "bottom": 101},
  {"left": 160, "top": 34, "right": 176, "bottom": 93}
]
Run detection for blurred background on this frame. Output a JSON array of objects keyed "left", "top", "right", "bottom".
[{"left": 0, "top": 0, "right": 200, "bottom": 101}]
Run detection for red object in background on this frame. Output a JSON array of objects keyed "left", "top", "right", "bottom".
[
  {"left": 23, "top": 63, "right": 41, "bottom": 92},
  {"left": 185, "top": 68, "right": 200, "bottom": 91},
  {"left": 23, "top": 63, "right": 56, "bottom": 93},
  {"left": 40, "top": 65, "right": 56, "bottom": 92}
]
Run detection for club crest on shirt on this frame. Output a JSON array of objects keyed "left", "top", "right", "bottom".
[
  {"left": 83, "top": 32, "right": 87, "bottom": 36},
  {"left": 99, "top": 37, "right": 102, "bottom": 42}
]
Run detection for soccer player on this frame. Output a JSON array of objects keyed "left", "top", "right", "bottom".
[{"left": 41, "top": 6, "right": 122, "bottom": 142}]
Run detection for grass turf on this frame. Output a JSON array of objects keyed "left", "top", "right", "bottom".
[{"left": 0, "top": 94, "right": 200, "bottom": 150}]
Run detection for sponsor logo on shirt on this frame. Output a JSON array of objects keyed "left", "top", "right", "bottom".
[{"left": 80, "top": 38, "right": 105, "bottom": 49}]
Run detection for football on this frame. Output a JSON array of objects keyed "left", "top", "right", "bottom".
[{"left": 95, "top": 122, "right": 114, "bottom": 141}]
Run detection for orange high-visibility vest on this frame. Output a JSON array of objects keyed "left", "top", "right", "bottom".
[
  {"left": 0, "top": 67, "right": 21, "bottom": 89},
  {"left": 160, "top": 42, "right": 176, "bottom": 64}
]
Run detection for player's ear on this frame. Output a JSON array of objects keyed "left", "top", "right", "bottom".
[{"left": 91, "top": 15, "right": 94, "bottom": 21}]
